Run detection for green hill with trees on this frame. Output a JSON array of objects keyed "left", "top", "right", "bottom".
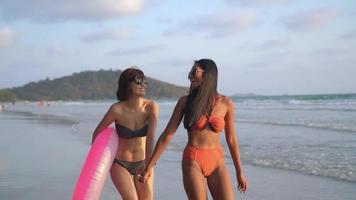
[{"left": 0, "top": 69, "right": 188, "bottom": 102}]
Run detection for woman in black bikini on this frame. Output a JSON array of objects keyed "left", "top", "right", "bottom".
[{"left": 91, "top": 68, "right": 158, "bottom": 200}]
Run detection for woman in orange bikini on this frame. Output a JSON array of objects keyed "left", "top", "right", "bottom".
[
  {"left": 139, "top": 59, "right": 248, "bottom": 199},
  {"left": 92, "top": 68, "right": 158, "bottom": 200}
]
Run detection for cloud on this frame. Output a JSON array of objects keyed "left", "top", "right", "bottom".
[
  {"left": 340, "top": 30, "right": 356, "bottom": 40},
  {"left": 164, "top": 10, "right": 256, "bottom": 38},
  {"left": 313, "top": 48, "right": 343, "bottom": 56},
  {"left": 0, "top": 26, "right": 16, "bottom": 48},
  {"left": 281, "top": 8, "right": 337, "bottom": 31},
  {"left": 108, "top": 44, "right": 163, "bottom": 56},
  {"left": 46, "top": 46, "right": 65, "bottom": 56},
  {"left": 0, "top": 0, "right": 146, "bottom": 22},
  {"left": 227, "top": 0, "right": 292, "bottom": 6},
  {"left": 156, "top": 16, "right": 173, "bottom": 24},
  {"left": 150, "top": 58, "right": 192, "bottom": 68},
  {"left": 80, "top": 28, "right": 135, "bottom": 42},
  {"left": 313, "top": 46, "right": 354, "bottom": 56},
  {"left": 261, "top": 37, "right": 289, "bottom": 48},
  {"left": 244, "top": 60, "right": 275, "bottom": 70}
]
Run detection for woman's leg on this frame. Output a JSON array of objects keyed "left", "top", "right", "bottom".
[
  {"left": 134, "top": 170, "right": 154, "bottom": 200},
  {"left": 110, "top": 164, "right": 138, "bottom": 200},
  {"left": 182, "top": 159, "right": 207, "bottom": 200},
  {"left": 206, "top": 159, "right": 234, "bottom": 200}
]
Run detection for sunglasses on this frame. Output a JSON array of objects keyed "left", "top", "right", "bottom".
[
  {"left": 188, "top": 66, "right": 205, "bottom": 78},
  {"left": 133, "top": 76, "right": 147, "bottom": 85}
]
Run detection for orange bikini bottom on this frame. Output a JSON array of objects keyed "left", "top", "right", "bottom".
[{"left": 182, "top": 144, "right": 223, "bottom": 177}]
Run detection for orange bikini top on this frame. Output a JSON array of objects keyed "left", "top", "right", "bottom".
[
  {"left": 192, "top": 96, "right": 225, "bottom": 133},
  {"left": 193, "top": 115, "right": 225, "bottom": 133}
]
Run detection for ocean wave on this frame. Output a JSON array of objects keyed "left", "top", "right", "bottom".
[
  {"left": 156, "top": 99, "right": 178, "bottom": 105},
  {"left": 237, "top": 105, "right": 356, "bottom": 112},
  {"left": 235, "top": 100, "right": 356, "bottom": 112},
  {"left": 237, "top": 119, "right": 356, "bottom": 133},
  {"left": 55, "top": 101, "right": 113, "bottom": 106},
  {"left": 240, "top": 154, "right": 356, "bottom": 182},
  {"left": 2, "top": 109, "right": 79, "bottom": 126},
  {"left": 231, "top": 93, "right": 356, "bottom": 103},
  {"left": 54, "top": 100, "right": 177, "bottom": 107}
]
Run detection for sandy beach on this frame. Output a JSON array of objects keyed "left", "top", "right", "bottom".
[{"left": 1, "top": 101, "right": 356, "bottom": 200}]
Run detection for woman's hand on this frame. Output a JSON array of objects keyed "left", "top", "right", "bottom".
[
  {"left": 138, "top": 167, "right": 152, "bottom": 183},
  {"left": 136, "top": 163, "right": 147, "bottom": 182},
  {"left": 237, "top": 173, "right": 248, "bottom": 193}
]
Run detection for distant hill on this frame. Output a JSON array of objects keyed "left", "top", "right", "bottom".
[{"left": 0, "top": 69, "right": 188, "bottom": 102}]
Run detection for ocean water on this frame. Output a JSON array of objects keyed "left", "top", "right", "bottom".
[
  {"left": 1, "top": 93, "right": 356, "bottom": 199},
  {"left": 231, "top": 94, "right": 356, "bottom": 182}
]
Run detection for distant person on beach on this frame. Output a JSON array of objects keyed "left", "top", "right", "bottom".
[
  {"left": 37, "top": 100, "right": 44, "bottom": 108},
  {"left": 92, "top": 68, "right": 158, "bottom": 200},
  {"left": 139, "top": 59, "right": 248, "bottom": 199}
]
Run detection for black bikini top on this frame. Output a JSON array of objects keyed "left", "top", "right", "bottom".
[{"left": 115, "top": 123, "right": 148, "bottom": 138}]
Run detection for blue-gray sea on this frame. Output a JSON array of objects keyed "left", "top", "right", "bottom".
[{"left": 1, "top": 94, "right": 356, "bottom": 199}]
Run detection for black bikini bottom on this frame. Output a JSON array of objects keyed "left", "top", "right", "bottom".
[{"left": 114, "top": 159, "right": 144, "bottom": 175}]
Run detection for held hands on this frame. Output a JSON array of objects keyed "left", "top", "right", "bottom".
[{"left": 237, "top": 173, "right": 248, "bottom": 193}]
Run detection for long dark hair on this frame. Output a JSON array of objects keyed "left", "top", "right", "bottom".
[
  {"left": 183, "top": 59, "right": 218, "bottom": 130},
  {"left": 116, "top": 67, "right": 145, "bottom": 101}
]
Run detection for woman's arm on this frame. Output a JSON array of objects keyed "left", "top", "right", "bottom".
[
  {"left": 91, "top": 104, "right": 117, "bottom": 144},
  {"left": 145, "top": 100, "right": 159, "bottom": 165},
  {"left": 224, "top": 97, "right": 248, "bottom": 193},
  {"left": 140, "top": 96, "right": 186, "bottom": 181}
]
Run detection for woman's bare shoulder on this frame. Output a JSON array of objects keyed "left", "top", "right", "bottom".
[
  {"left": 144, "top": 99, "right": 158, "bottom": 112},
  {"left": 218, "top": 94, "right": 234, "bottom": 108},
  {"left": 178, "top": 95, "right": 188, "bottom": 106},
  {"left": 179, "top": 95, "right": 188, "bottom": 100},
  {"left": 110, "top": 101, "right": 124, "bottom": 113}
]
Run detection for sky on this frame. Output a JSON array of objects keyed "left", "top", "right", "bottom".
[{"left": 0, "top": 0, "right": 355, "bottom": 95}]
